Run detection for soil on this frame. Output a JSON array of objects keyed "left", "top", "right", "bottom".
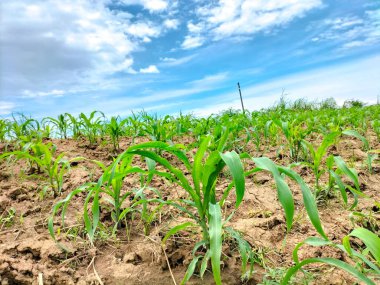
[{"left": 0, "top": 135, "right": 379, "bottom": 285}]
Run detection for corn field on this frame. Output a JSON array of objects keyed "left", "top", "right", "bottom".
[{"left": 0, "top": 101, "right": 379, "bottom": 284}]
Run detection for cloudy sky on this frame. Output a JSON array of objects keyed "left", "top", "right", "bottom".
[{"left": 0, "top": 0, "right": 379, "bottom": 118}]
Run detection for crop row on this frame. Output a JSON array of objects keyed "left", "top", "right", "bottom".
[{"left": 0, "top": 102, "right": 379, "bottom": 284}]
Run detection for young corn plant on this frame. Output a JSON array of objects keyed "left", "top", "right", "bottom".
[
  {"left": 301, "top": 132, "right": 340, "bottom": 190},
  {"left": 174, "top": 112, "right": 194, "bottom": 137},
  {"left": 122, "top": 137, "right": 252, "bottom": 284},
  {"left": 142, "top": 114, "right": 175, "bottom": 142},
  {"left": 372, "top": 120, "right": 380, "bottom": 141},
  {"left": 275, "top": 120, "right": 309, "bottom": 162},
  {"left": 282, "top": 227, "right": 380, "bottom": 285},
  {"left": 245, "top": 126, "right": 261, "bottom": 153},
  {"left": 8, "top": 115, "right": 41, "bottom": 144},
  {"left": 79, "top": 111, "right": 105, "bottom": 146},
  {"left": 0, "top": 142, "right": 81, "bottom": 197},
  {"left": 65, "top": 113, "right": 81, "bottom": 139},
  {"left": 343, "top": 129, "right": 378, "bottom": 174},
  {"left": 0, "top": 119, "right": 10, "bottom": 142},
  {"left": 133, "top": 186, "right": 164, "bottom": 236},
  {"left": 327, "top": 155, "right": 365, "bottom": 209},
  {"left": 126, "top": 135, "right": 329, "bottom": 285},
  {"left": 106, "top": 116, "right": 128, "bottom": 153},
  {"left": 301, "top": 131, "right": 366, "bottom": 206},
  {"left": 42, "top": 114, "right": 71, "bottom": 139},
  {"left": 49, "top": 153, "right": 154, "bottom": 244},
  {"left": 0, "top": 207, "right": 16, "bottom": 230},
  {"left": 126, "top": 111, "right": 145, "bottom": 143}
]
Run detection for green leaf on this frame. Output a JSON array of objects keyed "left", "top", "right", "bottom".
[
  {"left": 281, "top": 257, "right": 375, "bottom": 285},
  {"left": 329, "top": 171, "right": 348, "bottom": 206},
  {"left": 349, "top": 228, "right": 380, "bottom": 264},
  {"left": 162, "top": 222, "right": 195, "bottom": 245},
  {"left": 181, "top": 256, "right": 201, "bottom": 285},
  {"left": 253, "top": 157, "right": 294, "bottom": 232},
  {"left": 225, "top": 227, "right": 254, "bottom": 276},
  {"left": 209, "top": 203, "right": 223, "bottom": 285},
  {"left": 193, "top": 137, "right": 211, "bottom": 197},
  {"left": 278, "top": 166, "right": 328, "bottom": 239},
  {"left": 292, "top": 237, "right": 332, "bottom": 264},
  {"left": 200, "top": 250, "right": 212, "bottom": 278},
  {"left": 334, "top": 156, "right": 360, "bottom": 190},
  {"left": 343, "top": 129, "right": 369, "bottom": 151},
  {"left": 342, "top": 236, "right": 353, "bottom": 257},
  {"left": 220, "top": 151, "right": 245, "bottom": 207}
]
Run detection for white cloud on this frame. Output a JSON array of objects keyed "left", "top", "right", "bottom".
[
  {"left": 182, "top": 0, "right": 323, "bottom": 48},
  {"left": 1, "top": 0, "right": 138, "bottom": 98},
  {"left": 181, "top": 35, "right": 205, "bottom": 49},
  {"left": 119, "top": 0, "right": 169, "bottom": 13},
  {"left": 0, "top": 102, "right": 16, "bottom": 115},
  {"left": 187, "top": 22, "right": 204, "bottom": 33},
  {"left": 189, "top": 72, "right": 228, "bottom": 88},
  {"left": 159, "top": 54, "right": 196, "bottom": 66},
  {"left": 139, "top": 65, "right": 160, "bottom": 73},
  {"left": 125, "top": 22, "right": 161, "bottom": 39},
  {"left": 21, "top": 89, "right": 65, "bottom": 98},
  {"left": 163, "top": 19, "right": 180, "bottom": 29},
  {"left": 0, "top": 0, "right": 178, "bottom": 100},
  {"left": 191, "top": 55, "right": 380, "bottom": 116},
  {"left": 310, "top": 8, "right": 380, "bottom": 50}
]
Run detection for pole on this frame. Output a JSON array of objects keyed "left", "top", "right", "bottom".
[{"left": 237, "top": 82, "right": 245, "bottom": 114}]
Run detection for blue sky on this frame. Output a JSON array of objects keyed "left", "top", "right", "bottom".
[{"left": 1, "top": 0, "right": 379, "bottom": 118}]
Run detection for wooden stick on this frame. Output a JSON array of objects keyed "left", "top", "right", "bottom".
[
  {"left": 237, "top": 82, "right": 246, "bottom": 114},
  {"left": 162, "top": 245, "right": 177, "bottom": 285}
]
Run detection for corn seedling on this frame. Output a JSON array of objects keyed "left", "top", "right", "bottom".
[
  {"left": 9, "top": 114, "right": 41, "bottom": 142},
  {"left": 122, "top": 137, "right": 249, "bottom": 284},
  {"left": 42, "top": 114, "right": 71, "bottom": 139},
  {"left": 0, "top": 119, "right": 9, "bottom": 142},
  {"left": 0, "top": 142, "right": 82, "bottom": 197},
  {"left": 65, "top": 113, "right": 81, "bottom": 139},
  {"left": 79, "top": 111, "right": 105, "bottom": 146},
  {"left": 349, "top": 211, "right": 380, "bottom": 236},
  {"left": 0, "top": 207, "right": 16, "bottom": 230},
  {"left": 282, "top": 227, "right": 380, "bottom": 285},
  {"left": 142, "top": 114, "right": 175, "bottom": 143},
  {"left": 133, "top": 186, "right": 163, "bottom": 236},
  {"left": 301, "top": 131, "right": 340, "bottom": 190},
  {"left": 106, "top": 116, "right": 128, "bottom": 153},
  {"left": 48, "top": 152, "right": 155, "bottom": 244},
  {"left": 274, "top": 120, "right": 309, "bottom": 162},
  {"left": 327, "top": 155, "right": 365, "bottom": 209}
]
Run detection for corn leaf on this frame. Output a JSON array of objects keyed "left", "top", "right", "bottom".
[
  {"left": 220, "top": 151, "right": 245, "bottom": 207},
  {"left": 282, "top": 257, "right": 376, "bottom": 285},
  {"left": 253, "top": 157, "right": 294, "bottom": 232},
  {"left": 278, "top": 166, "right": 328, "bottom": 239},
  {"left": 162, "top": 222, "right": 195, "bottom": 245},
  {"left": 349, "top": 228, "right": 380, "bottom": 264},
  {"left": 209, "top": 203, "right": 222, "bottom": 285}
]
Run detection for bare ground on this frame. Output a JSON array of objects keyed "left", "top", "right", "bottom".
[{"left": 0, "top": 135, "right": 379, "bottom": 284}]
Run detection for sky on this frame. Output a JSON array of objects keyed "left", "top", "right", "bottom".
[{"left": 0, "top": 0, "right": 380, "bottom": 118}]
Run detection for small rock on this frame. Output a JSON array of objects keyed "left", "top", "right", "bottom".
[{"left": 123, "top": 252, "right": 142, "bottom": 265}]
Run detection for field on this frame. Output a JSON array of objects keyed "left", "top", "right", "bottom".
[{"left": 0, "top": 100, "right": 379, "bottom": 284}]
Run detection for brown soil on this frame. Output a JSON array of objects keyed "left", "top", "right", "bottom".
[{"left": 0, "top": 135, "right": 379, "bottom": 285}]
